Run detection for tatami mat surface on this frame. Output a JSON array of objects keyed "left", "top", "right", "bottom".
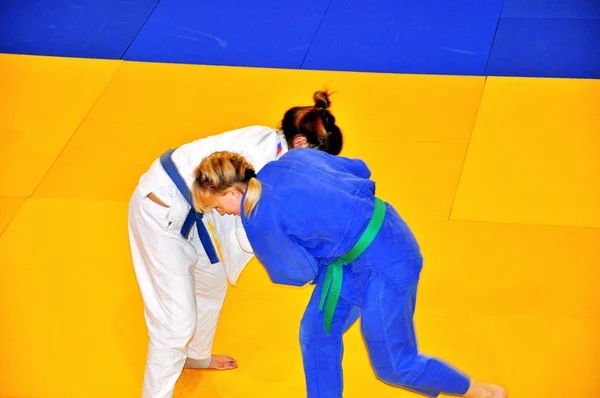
[{"left": 1, "top": 54, "right": 598, "bottom": 397}]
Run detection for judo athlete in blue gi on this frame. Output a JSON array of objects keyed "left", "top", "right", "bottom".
[
  {"left": 192, "top": 149, "right": 508, "bottom": 398},
  {"left": 128, "top": 91, "right": 344, "bottom": 398}
]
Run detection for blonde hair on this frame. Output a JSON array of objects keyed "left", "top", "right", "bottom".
[{"left": 192, "top": 151, "right": 262, "bottom": 218}]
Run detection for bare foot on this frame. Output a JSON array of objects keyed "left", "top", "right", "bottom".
[
  {"left": 184, "top": 355, "right": 238, "bottom": 370},
  {"left": 208, "top": 354, "right": 237, "bottom": 370},
  {"left": 464, "top": 380, "right": 507, "bottom": 398}
]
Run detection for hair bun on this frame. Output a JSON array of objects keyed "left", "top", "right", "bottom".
[
  {"left": 244, "top": 168, "right": 256, "bottom": 182},
  {"left": 313, "top": 90, "right": 331, "bottom": 110}
]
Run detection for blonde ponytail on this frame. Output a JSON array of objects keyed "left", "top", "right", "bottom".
[
  {"left": 192, "top": 151, "right": 263, "bottom": 218},
  {"left": 244, "top": 177, "right": 262, "bottom": 217}
]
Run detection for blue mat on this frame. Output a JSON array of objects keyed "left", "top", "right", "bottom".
[
  {"left": 124, "top": 0, "right": 328, "bottom": 68},
  {"left": 501, "top": 0, "right": 600, "bottom": 19},
  {"left": 0, "top": 0, "right": 159, "bottom": 59},
  {"left": 486, "top": 18, "right": 600, "bottom": 78},
  {"left": 301, "top": 0, "right": 503, "bottom": 75}
]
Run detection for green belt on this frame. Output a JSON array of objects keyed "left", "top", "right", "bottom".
[{"left": 318, "top": 197, "right": 386, "bottom": 335}]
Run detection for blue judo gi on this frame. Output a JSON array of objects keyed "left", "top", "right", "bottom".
[{"left": 241, "top": 149, "right": 470, "bottom": 398}]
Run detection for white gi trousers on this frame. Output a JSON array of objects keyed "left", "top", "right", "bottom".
[{"left": 129, "top": 188, "right": 230, "bottom": 398}]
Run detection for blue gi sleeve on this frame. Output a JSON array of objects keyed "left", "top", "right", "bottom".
[{"left": 246, "top": 227, "right": 319, "bottom": 287}]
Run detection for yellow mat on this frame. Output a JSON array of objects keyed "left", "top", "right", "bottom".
[
  {"left": 406, "top": 217, "right": 600, "bottom": 320},
  {"left": 0, "top": 198, "right": 143, "bottom": 398},
  {"left": 344, "top": 140, "right": 468, "bottom": 219},
  {"left": 2, "top": 198, "right": 598, "bottom": 397},
  {"left": 33, "top": 124, "right": 468, "bottom": 219},
  {"left": 0, "top": 54, "right": 121, "bottom": 197},
  {"left": 451, "top": 77, "right": 600, "bottom": 228},
  {"left": 33, "top": 125, "right": 219, "bottom": 201},
  {"left": 0, "top": 196, "right": 25, "bottom": 235},
  {"left": 234, "top": 217, "right": 600, "bottom": 320},
  {"left": 1, "top": 55, "right": 598, "bottom": 398},
  {"left": 81, "top": 61, "right": 484, "bottom": 143}
]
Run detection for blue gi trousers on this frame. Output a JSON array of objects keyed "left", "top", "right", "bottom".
[{"left": 299, "top": 273, "right": 471, "bottom": 398}]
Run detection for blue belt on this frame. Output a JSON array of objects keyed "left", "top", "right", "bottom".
[{"left": 159, "top": 149, "right": 220, "bottom": 264}]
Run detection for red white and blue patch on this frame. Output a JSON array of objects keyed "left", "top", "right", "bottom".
[{"left": 276, "top": 142, "right": 282, "bottom": 157}]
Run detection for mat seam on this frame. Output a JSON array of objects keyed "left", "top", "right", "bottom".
[{"left": 28, "top": 62, "right": 126, "bottom": 198}]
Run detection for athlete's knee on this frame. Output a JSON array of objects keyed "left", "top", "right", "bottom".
[
  {"left": 169, "top": 314, "right": 197, "bottom": 345},
  {"left": 299, "top": 311, "right": 319, "bottom": 346},
  {"left": 373, "top": 354, "right": 427, "bottom": 386},
  {"left": 374, "top": 366, "right": 417, "bottom": 387}
]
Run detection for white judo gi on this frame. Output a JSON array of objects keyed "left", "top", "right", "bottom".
[{"left": 128, "top": 126, "right": 287, "bottom": 398}]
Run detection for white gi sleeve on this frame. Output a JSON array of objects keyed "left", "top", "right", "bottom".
[
  {"left": 204, "top": 210, "right": 254, "bottom": 286},
  {"left": 234, "top": 216, "right": 253, "bottom": 253}
]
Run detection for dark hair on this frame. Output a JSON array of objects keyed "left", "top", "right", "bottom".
[{"left": 281, "top": 90, "right": 343, "bottom": 155}]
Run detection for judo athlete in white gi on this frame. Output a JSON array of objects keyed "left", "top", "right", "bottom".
[
  {"left": 192, "top": 149, "right": 508, "bottom": 398},
  {"left": 128, "top": 91, "right": 344, "bottom": 398}
]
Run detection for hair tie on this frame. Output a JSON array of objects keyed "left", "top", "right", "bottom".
[{"left": 244, "top": 168, "right": 256, "bottom": 182}]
